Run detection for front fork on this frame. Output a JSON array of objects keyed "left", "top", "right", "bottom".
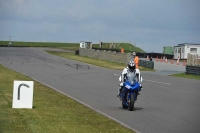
[{"left": 127, "top": 92, "right": 137, "bottom": 103}]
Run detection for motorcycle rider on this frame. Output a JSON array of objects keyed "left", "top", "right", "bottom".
[{"left": 117, "top": 60, "right": 143, "bottom": 98}]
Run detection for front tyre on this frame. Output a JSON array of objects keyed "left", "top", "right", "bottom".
[{"left": 129, "top": 94, "right": 134, "bottom": 111}]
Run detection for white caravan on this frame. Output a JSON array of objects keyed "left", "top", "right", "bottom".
[{"left": 174, "top": 43, "right": 200, "bottom": 59}]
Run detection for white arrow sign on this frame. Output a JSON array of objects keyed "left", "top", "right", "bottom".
[{"left": 12, "top": 81, "right": 34, "bottom": 109}]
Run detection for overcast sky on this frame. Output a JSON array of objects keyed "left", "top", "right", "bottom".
[{"left": 0, "top": 0, "right": 200, "bottom": 52}]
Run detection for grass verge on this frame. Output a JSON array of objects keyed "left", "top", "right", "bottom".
[
  {"left": 0, "top": 41, "right": 79, "bottom": 47},
  {"left": 0, "top": 64, "right": 135, "bottom": 133},
  {"left": 45, "top": 51, "right": 154, "bottom": 71},
  {"left": 170, "top": 72, "right": 200, "bottom": 80}
]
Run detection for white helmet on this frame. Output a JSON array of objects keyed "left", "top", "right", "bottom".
[{"left": 128, "top": 61, "right": 135, "bottom": 72}]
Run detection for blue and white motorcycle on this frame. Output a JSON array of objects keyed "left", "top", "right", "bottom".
[{"left": 119, "top": 72, "right": 140, "bottom": 111}]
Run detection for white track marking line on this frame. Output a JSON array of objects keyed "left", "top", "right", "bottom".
[
  {"left": 143, "top": 79, "right": 171, "bottom": 85},
  {"left": 114, "top": 74, "right": 120, "bottom": 76},
  {"left": 114, "top": 74, "right": 171, "bottom": 85}
]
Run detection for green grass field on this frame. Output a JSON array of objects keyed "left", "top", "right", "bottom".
[
  {"left": 170, "top": 72, "right": 200, "bottom": 80},
  {"left": 0, "top": 64, "right": 135, "bottom": 133}
]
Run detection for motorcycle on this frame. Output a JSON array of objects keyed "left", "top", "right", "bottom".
[{"left": 119, "top": 72, "right": 140, "bottom": 111}]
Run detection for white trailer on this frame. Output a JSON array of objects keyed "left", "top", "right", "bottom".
[{"left": 174, "top": 43, "right": 200, "bottom": 59}]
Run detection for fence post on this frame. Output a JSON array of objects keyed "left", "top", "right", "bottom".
[
  {"left": 187, "top": 53, "right": 192, "bottom": 66},
  {"left": 126, "top": 53, "right": 131, "bottom": 64},
  {"left": 191, "top": 54, "right": 195, "bottom": 66},
  {"left": 195, "top": 54, "right": 198, "bottom": 66}
]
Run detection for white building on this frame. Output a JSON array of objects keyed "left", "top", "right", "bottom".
[
  {"left": 80, "top": 41, "right": 92, "bottom": 49},
  {"left": 174, "top": 43, "right": 200, "bottom": 59}
]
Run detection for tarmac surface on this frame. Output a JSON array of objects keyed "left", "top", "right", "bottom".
[
  {"left": 140, "top": 58, "right": 185, "bottom": 75},
  {"left": 0, "top": 47, "right": 200, "bottom": 133}
]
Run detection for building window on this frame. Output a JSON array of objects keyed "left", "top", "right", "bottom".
[
  {"left": 175, "top": 48, "right": 177, "bottom": 53},
  {"left": 190, "top": 48, "right": 197, "bottom": 53},
  {"left": 182, "top": 48, "right": 184, "bottom": 53},
  {"left": 178, "top": 48, "right": 181, "bottom": 53}
]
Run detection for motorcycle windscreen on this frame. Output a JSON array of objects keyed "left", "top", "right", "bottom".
[{"left": 126, "top": 72, "right": 138, "bottom": 85}]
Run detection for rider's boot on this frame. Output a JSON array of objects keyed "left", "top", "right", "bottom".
[
  {"left": 117, "top": 87, "right": 122, "bottom": 97},
  {"left": 140, "top": 85, "right": 143, "bottom": 90},
  {"left": 117, "top": 82, "right": 124, "bottom": 97},
  {"left": 138, "top": 85, "right": 143, "bottom": 95}
]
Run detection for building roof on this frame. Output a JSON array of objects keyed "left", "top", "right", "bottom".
[
  {"left": 80, "top": 41, "right": 92, "bottom": 43},
  {"left": 178, "top": 43, "right": 200, "bottom": 46}
]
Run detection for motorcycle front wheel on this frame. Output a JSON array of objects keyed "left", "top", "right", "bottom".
[{"left": 129, "top": 94, "right": 134, "bottom": 111}]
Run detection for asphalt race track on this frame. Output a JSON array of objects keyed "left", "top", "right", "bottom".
[{"left": 1, "top": 47, "right": 200, "bottom": 133}]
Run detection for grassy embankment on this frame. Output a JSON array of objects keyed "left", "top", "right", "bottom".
[
  {"left": 0, "top": 64, "right": 135, "bottom": 133},
  {"left": 92, "top": 42, "right": 145, "bottom": 53}
]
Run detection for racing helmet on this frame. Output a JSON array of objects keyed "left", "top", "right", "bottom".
[{"left": 128, "top": 61, "right": 135, "bottom": 72}]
